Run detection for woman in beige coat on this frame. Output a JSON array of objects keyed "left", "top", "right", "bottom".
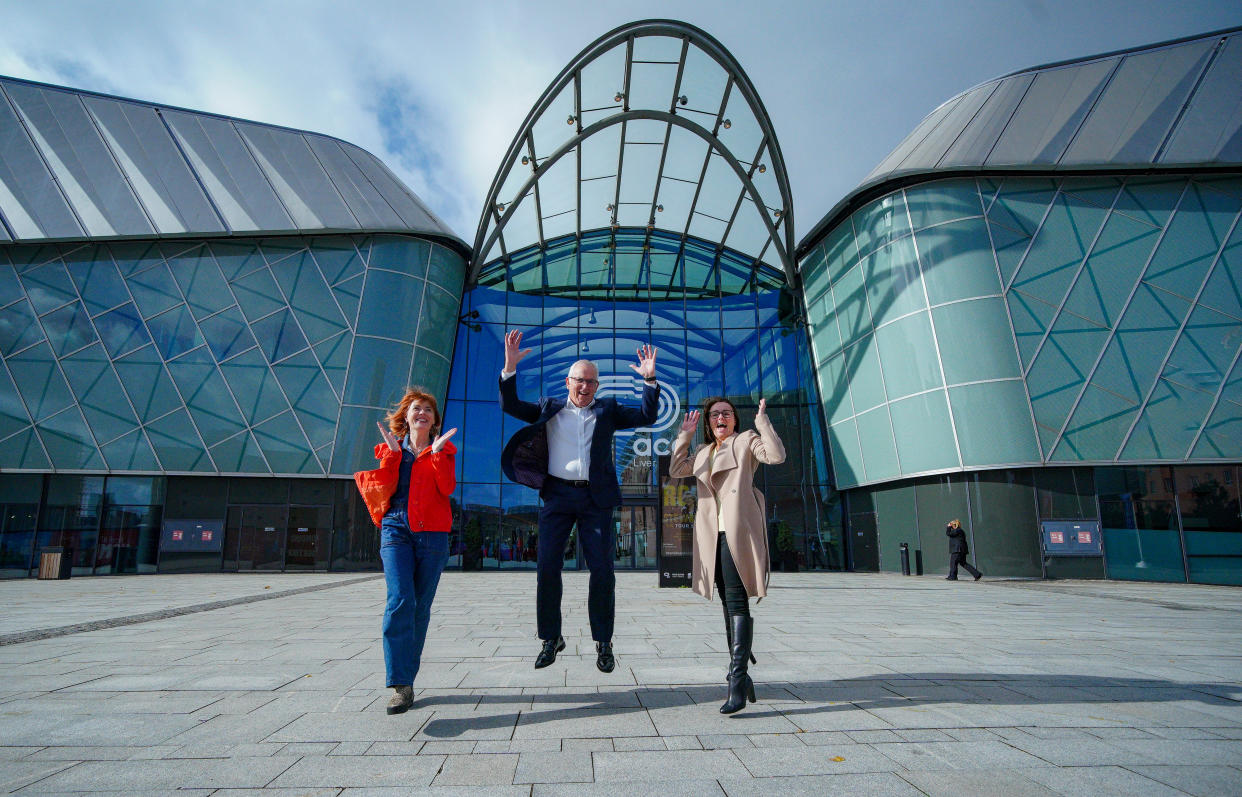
[{"left": 669, "top": 396, "right": 785, "bottom": 714}]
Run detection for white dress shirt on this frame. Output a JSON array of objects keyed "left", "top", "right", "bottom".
[{"left": 500, "top": 371, "right": 595, "bottom": 480}]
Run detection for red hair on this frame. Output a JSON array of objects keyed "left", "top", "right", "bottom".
[{"left": 386, "top": 387, "right": 441, "bottom": 439}]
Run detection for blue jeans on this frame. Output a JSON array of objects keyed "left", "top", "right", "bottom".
[{"left": 380, "top": 509, "right": 449, "bottom": 687}]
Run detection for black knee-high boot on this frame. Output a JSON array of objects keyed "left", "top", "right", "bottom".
[
  {"left": 721, "top": 601, "right": 757, "bottom": 681},
  {"left": 720, "top": 615, "right": 756, "bottom": 714}
]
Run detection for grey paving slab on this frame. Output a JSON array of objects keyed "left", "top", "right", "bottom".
[
  {"left": 512, "top": 751, "right": 594, "bottom": 783},
  {"left": 534, "top": 782, "right": 724, "bottom": 797},
  {"left": 719, "top": 772, "right": 925, "bottom": 796},
  {"left": 343, "top": 789, "right": 531, "bottom": 797},
  {"left": 1129, "top": 765, "right": 1242, "bottom": 797},
  {"left": 512, "top": 706, "right": 657, "bottom": 739},
  {"left": 872, "top": 740, "right": 1055, "bottom": 770},
  {"left": 898, "top": 769, "right": 1061, "bottom": 796},
  {"left": 18, "top": 757, "right": 295, "bottom": 792},
  {"left": 267, "top": 753, "right": 445, "bottom": 788},
  {"left": 592, "top": 749, "right": 751, "bottom": 781},
  {"left": 730, "top": 743, "right": 898, "bottom": 775},
  {"left": 1021, "top": 765, "right": 1190, "bottom": 796},
  {"left": 432, "top": 753, "right": 519, "bottom": 786}
]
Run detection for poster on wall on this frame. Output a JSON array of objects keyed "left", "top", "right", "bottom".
[{"left": 160, "top": 520, "right": 224, "bottom": 553}]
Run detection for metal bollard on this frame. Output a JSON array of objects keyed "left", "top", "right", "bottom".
[
  {"left": 915, "top": 549, "right": 924, "bottom": 576},
  {"left": 899, "top": 542, "right": 911, "bottom": 576}
]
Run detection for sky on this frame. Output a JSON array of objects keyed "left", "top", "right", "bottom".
[{"left": 1, "top": 0, "right": 1239, "bottom": 250}]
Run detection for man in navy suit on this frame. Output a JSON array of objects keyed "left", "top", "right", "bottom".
[{"left": 499, "top": 329, "right": 659, "bottom": 672}]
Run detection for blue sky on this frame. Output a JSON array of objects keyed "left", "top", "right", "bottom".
[{"left": 1, "top": 0, "right": 1239, "bottom": 247}]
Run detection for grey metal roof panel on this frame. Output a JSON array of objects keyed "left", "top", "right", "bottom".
[
  {"left": 0, "top": 76, "right": 467, "bottom": 255},
  {"left": 1162, "top": 34, "right": 1242, "bottom": 164},
  {"left": 799, "top": 26, "right": 1242, "bottom": 259}
]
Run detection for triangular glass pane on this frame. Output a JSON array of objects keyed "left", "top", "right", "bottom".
[
  {"left": 145, "top": 409, "right": 212, "bottom": 472},
  {"left": 313, "top": 331, "right": 351, "bottom": 399},
  {"left": 61, "top": 344, "right": 139, "bottom": 444},
  {"left": 209, "top": 430, "right": 268, "bottom": 473},
  {"left": 20, "top": 259, "right": 76, "bottom": 315},
  {"left": 36, "top": 406, "right": 104, "bottom": 470},
  {"left": 253, "top": 411, "right": 319, "bottom": 474},
  {"left": 0, "top": 300, "right": 46, "bottom": 356},
  {"left": 9, "top": 341, "right": 74, "bottom": 421},
  {"left": 272, "top": 349, "right": 338, "bottom": 449},
  {"left": 331, "top": 273, "right": 362, "bottom": 328},
  {"left": 165, "top": 346, "right": 246, "bottom": 447},
  {"left": 218, "top": 348, "right": 292, "bottom": 425},
  {"left": 0, "top": 427, "right": 50, "bottom": 469},
  {"left": 210, "top": 240, "right": 265, "bottom": 282},
  {"left": 114, "top": 344, "right": 183, "bottom": 422},
  {"left": 100, "top": 428, "right": 160, "bottom": 471}
]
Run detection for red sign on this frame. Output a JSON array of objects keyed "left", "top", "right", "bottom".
[
  {"left": 172, "top": 530, "right": 183, "bottom": 541},
  {"left": 201, "top": 530, "right": 213, "bottom": 542},
  {"left": 1049, "top": 531, "right": 1064, "bottom": 544},
  {"left": 1077, "top": 531, "right": 1092, "bottom": 544}
]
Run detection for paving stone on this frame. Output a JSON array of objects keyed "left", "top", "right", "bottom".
[
  {"left": 534, "top": 781, "right": 724, "bottom": 797},
  {"left": 1022, "top": 765, "right": 1189, "bottom": 796},
  {"left": 561, "top": 737, "right": 612, "bottom": 752},
  {"left": 875, "top": 740, "right": 1054, "bottom": 770},
  {"left": 697, "top": 734, "right": 753, "bottom": 749},
  {"left": 512, "top": 751, "right": 594, "bottom": 783},
  {"left": 719, "top": 772, "right": 925, "bottom": 796},
  {"left": 513, "top": 707, "right": 656, "bottom": 740},
  {"left": 20, "top": 757, "right": 294, "bottom": 792},
  {"left": 432, "top": 753, "right": 519, "bottom": 786},
  {"left": 1129, "top": 764, "right": 1242, "bottom": 797},
  {"left": 420, "top": 740, "right": 479, "bottom": 754},
  {"left": 731, "top": 744, "right": 897, "bottom": 776},
  {"left": 268, "top": 753, "right": 445, "bottom": 788},
  {"left": 899, "top": 769, "right": 1060, "bottom": 796},
  {"left": 592, "top": 750, "right": 751, "bottom": 781}
]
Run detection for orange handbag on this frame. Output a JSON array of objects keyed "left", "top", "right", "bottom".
[{"left": 354, "top": 445, "right": 400, "bottom": 527}]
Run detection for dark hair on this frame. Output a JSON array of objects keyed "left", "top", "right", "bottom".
[
  {"left": 700, "top": 396, "right": 743, "bottom": 446},
  {"left": 387, "top": 387, "right": 441, "bottom": 440}
]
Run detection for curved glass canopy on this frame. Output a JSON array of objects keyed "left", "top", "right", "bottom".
[{"left": 471, "top": 19, "right": 795, "bottom": 292}]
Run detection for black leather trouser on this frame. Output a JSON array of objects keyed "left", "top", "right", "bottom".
[{"left": 714, "top": 532, "right": 750, "bottom": 618}]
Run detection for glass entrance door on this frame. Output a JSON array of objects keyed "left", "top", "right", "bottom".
[
  {"left": 226, "top": 505, "right": 288, "bottom": 571},
  {"left": 286, "top": 505, "right": 331, "bottom": 570},
  {"left": 615, "top": 504, "right": 659, "bottom": 569}
]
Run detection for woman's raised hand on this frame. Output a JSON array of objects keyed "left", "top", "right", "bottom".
[
  {"left": 756, "top": 398, "right": 768, "bottom": 418},
  {"left": 431, "top": 427, "right": 458, "bottom": 453},
  {"left": 680, "top": 409, "right": 700, "bottom": 433},
  {"left": 376, "top": 421, "right": 400, "bottom": 452}
]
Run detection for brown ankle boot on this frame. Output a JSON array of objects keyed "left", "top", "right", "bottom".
[{"left": 386, "top": 685, "right": 413, "bottom": 715}]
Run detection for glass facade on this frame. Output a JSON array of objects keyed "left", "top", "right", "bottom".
[
  {"left": 0, "top": 234, "right": 465, "bottom": 478},
  {"left": 444, "top": 234, "right": 843, "bottom": 572},
  {"left": 803, "top": 176, "right": 1242, "bottom": 490}
]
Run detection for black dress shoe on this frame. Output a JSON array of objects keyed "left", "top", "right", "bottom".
[
  {"left": 596, "top": 641, "right": 615, "bottom": 673},
  {"left": 974, "top": 572, "right": 983, "bottom": 581},
  {"left": 945, "top": 577, "right": 957, "bottom": 580},
  {"left": 534, "top": 636, "right": 565, "bottom": 669}
]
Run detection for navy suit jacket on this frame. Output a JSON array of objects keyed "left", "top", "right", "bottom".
[{"left": 499, "top": 375, "right": 659, "bottom": 508}]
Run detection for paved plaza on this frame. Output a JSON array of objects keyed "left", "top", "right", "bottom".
[{"left": 2, "top": 571, "right": 1241, "bottom": 796}]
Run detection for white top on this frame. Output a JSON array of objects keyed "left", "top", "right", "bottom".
[{"left": 501, "top": 371, "right": 595, "bottom": 480}]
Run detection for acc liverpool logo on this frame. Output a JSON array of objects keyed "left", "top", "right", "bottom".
[{"left": 596, "top": 376, "right": 680, "bottom": 456}]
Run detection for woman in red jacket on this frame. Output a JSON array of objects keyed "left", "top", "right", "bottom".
[{"left": 373, "top": 387, "right": 457, "bottom": 715}]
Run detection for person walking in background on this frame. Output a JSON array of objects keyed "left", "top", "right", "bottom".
[
  {"left": 499, "top": 329, "right": 659, "bottom": 673},
  {"left": 945, "top": 518, "right": 982, "bottom": 581},
  {"left": 669, "top": 396, "right": 785, "bottom": 715},
  {"left": 354, "top": 388, "right": 457, "bottom": 715}
]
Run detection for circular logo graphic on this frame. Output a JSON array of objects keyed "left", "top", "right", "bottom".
[{"left": 595, "top": 376, "right": 680, "bottom": 436}]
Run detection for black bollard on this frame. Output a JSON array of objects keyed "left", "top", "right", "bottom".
[
  {"left": 915, "top": 549, "right": 924, "bottom": 576},
  {"left": 899, "top": 542, "right": 910, "bottom": 576}
]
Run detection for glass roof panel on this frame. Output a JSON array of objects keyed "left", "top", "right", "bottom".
[
  {"left": 530, "top": 82, "right": 576, "bottom": 163},
  {"left": 474, "top": 22, "right": 793, "bottom": 286}
]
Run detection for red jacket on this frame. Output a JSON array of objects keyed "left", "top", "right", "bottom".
[{"left": 354, "top": 440, "right": 456, "bottom": 529}]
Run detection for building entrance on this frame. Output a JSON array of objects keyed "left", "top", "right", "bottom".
[{"left": 224, "top": 504, "right": 332, "bottom": 571}]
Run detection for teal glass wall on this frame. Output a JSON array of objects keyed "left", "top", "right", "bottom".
[
  {"left": 802, "top": 176, "right": 1242, "bottom": 490},
  {"left": 0, "top": 234, "right": 465, "bottom": 478}
]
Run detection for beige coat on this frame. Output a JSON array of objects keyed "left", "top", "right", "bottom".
[{"left": 668, "top": 413, "right": 786, "bottom": 601}]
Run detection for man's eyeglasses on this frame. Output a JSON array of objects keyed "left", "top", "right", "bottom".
[
  {"left": 568, "top": 376, "right": 599, "bottom": 387},
  {"left": 708, "top": 410, "right": 735, "bottom": 419}
]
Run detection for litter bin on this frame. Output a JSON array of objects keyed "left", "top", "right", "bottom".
[{"left": 38, "top": 547, "right": 73, "bottom": 579}]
